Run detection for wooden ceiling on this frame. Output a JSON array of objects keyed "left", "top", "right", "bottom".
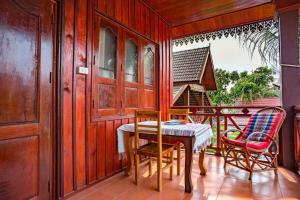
[
  {"left": 142, "top": 0, "right": 273, "bottom": 27},
  {"left": 171, "top": 3, "right": 275, "bottom": 38}
]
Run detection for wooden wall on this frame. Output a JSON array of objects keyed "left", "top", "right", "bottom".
[{"left": 59, "top": 0, "right": 172, "bottom": 198}]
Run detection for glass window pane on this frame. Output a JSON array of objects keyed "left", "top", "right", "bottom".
[
  {"left": 125, "top": 39, "right": 138, "bottom": 82},
  {"left": 144, "top": 47, "right": 154, "bottom": 85},
  {"left": 99, "top": 27, "right": 117, "bottom": 79}
]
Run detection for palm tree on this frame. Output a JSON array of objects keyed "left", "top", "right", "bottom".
[
  {"left": 237, "top": 19, "right": 300, "bottom": 73},
  {"left": 237, "top": 24, "right": 279, "bottom": 72}
]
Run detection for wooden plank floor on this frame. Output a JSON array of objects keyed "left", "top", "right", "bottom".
[{"left": 69, "top": 155, "right": 300, "bottom": 200}]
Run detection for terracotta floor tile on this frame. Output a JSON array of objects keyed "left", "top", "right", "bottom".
[{"left": 68, "top": 155, "right": 299, "bottom": 200}]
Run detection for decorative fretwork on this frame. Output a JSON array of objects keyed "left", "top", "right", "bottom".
[{"left": 173, "top": 20, "right": 278, "bottom": 46}]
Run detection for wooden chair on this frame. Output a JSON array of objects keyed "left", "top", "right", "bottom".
[
  {"left": 134, "top": 110, "right": 175, "bottom": 192},
  {"left": 221, "top": 107, "right": 286, "bottom": 180},
  {"left": 167, "top": 109, "right": 189, "bottom": 175}
]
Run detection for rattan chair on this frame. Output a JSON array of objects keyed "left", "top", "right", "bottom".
[
  {"left": 221, "top": 107, "right": 286, "bottom": 180},
  {"left": 134, "top": 110, "right": 175, "bottom": 192},
  {"left": 167, "top": 109, "right": 189, "bottom": 175}
]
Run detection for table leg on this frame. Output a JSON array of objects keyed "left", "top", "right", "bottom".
[
  {"left": 183, "top": 139, "right": 193, "bottom": 193},
  {"left": 124, "top": 133, "right": 134, "bottom": 176},
  {"left": 199, "top": 150, "right": 207, "bottom": 175}
]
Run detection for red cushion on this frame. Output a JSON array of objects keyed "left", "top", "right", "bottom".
[
  {"left": 222, "top": 112, "right": 284, "bottom": 151},
  {"left": 240, "top": 112, "right": 283, "bottom": 142},
  {"left": 222, "top": 136, "right": 270, "bottom": 150}
]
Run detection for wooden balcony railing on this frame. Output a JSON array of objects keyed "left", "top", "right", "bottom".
[{"left": 171, "top": 106, "right": 268, "bottom": 155}]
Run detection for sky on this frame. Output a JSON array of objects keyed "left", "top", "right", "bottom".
[{"left": 173, "top": 36, "right": 264, "bottom": 72}]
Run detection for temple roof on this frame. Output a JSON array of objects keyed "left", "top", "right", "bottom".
[{"left": 173, "top": 47, "right": 209, "bottom": 83}]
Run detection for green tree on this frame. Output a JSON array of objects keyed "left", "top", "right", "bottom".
[
  {"left": 209, "top": 66, "right": 279, "bottom": 105},
  {"left": 231, "top": 66, "right": 278, "bottom": 102},
  {"left": 230, "top": 70, "right": 240, "bottom": 83},
  {"left": 209, "top": 69, "right": 238, "bottom": 105},
  {"left": 248, "top": 67, "right": 274, "bottom": 87},
  {"left": 231, "top": 81, "right": 260, "bottom": 102},
  {"left": 240, "top": 71, "right": 248, "bottom": 78}
]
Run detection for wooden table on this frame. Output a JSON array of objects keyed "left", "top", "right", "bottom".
[{"left": 123, "top": 132, "right": 207, "bottom": 193}]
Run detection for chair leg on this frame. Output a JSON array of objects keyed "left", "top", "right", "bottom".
[
  {"left": 248, "top": 171, "right": 253, "bottom": 180},
  {"left": 149, "top": 157, "right": 152, "bottom": 177},
  {"left": 274, "top": 156, "right": 278, "bottom": 176},
  {"left": 245, "top": 152, "right": 253, "bottom": 181},
  {"left": 222, "top": 143, "right": 227, "bottom": 171},
  {"left": 170, "top": 151, "right": 174, "bottom": 180},
  {"left": 157, "top": 154, "right": 162, "bottom": 192},
  {"left": 177, "top": 144, "right": 181, "bottom": 175},
  {"left": 223, "top": 151, "right": 227, "bottom": 170},
  {"left": 135, "top": 154, "right": 140, "bottom": 185}
]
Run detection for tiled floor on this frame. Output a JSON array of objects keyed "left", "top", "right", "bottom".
[{"left": 69, "top": 155, "right": 300, "bottom": 200}]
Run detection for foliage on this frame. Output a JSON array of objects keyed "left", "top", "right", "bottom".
[
  {"left": 209, "top": 66, "right": 279, "bottom": 105},
  {"left": 240, "top": 71, "right": 248, "bottom": 79},
  {"left": 237, "top": 20, "right": 300, "bottom": 73},
  {"left": 208, "top": 69, "right": 236, "bottom": 105}
]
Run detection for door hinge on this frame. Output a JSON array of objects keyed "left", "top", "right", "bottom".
[
  {"left": 49, "top": 72, "right": 52, "bottom": 84},
  {"left": 48, "top": 181, "right": 50, "bottom": 193},
  {"left": 120, "top": 64, "right": 123, "bottom": 71},
  {"left": 93, "top": 55, "right": 96, "bottom": 65},
  {"left": 92, "top": 100, "right": 95, "bottom": 108}
]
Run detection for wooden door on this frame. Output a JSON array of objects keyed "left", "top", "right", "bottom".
[{"left": 0, "top": 1, "right": 55, "bottom": 199}]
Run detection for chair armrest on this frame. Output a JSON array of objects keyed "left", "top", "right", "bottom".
[
  {"left": 221, "top": 129, "right": 243, "bottom": 139},
  {"left": 245, "top": 132, "right": 276, "bottom": 150}
]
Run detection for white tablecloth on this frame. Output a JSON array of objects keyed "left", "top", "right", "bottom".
[{"left": 117, "top": 121, "right": 213, "bottom": 154}]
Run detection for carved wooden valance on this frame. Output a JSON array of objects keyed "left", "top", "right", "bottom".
[{"left": 173, "top": 20, "right": 278, "bottom": 46}]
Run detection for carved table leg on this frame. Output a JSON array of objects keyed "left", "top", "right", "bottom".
[
  {"left": 124, "top": 132, "right": 134, "bottom": 176},
  {"left": 183, "top": 138, "right": 194, "bottom": 193},
  {"left": 199, "top": 150, "right": 207, "bottom": 175}
]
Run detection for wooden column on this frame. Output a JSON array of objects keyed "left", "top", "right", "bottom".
[
  {"left": 279, "top": 9, "right": 300, "bottom": 169},
  {"left": 183, "top": 87, "right": 190, "bottom": 106}
]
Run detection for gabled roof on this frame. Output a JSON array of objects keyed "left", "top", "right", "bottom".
[
  {"left": 173, "top": 84, "right": 205, "bottom": 104},
  {"left": 172, "top": 84, "right": 212, "bottom": 106},
  {"left": 173, "top": 47, "right": 209, "bottom": 83}
]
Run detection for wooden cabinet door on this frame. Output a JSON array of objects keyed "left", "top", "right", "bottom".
[
  {"left": 122, "top": 32, "right": 141, "bottom": 115},
  {"left": 141, "top": 42, "right": 158, "bottom": 110},
  {"left": 92, "top": 15, "right": 122, "bottom": 118},
  {"left": 0, "top": 1, "right": 54, "bottom": 199}
]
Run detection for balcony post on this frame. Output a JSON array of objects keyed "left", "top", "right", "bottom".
[
  {"left": 279, "top": 9, "right": 300, "bottom": 169},
  {"left": 215, "top": 107, "right": 221, "bottom": 156}
]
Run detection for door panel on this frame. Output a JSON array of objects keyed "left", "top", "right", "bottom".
[
  {"left": 0, "top": 0, "right": 39, "bottom": 124},
  {"left": 0, "top": 0, "right": 54, "bottom": 199},
  {"left": 0, "top": 136, "right": 38, "bottom": 199}
]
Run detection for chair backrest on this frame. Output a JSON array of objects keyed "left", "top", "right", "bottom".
[
  {"left": 167, "top": 109, "right": 189, "bottom": 121},
  {"left": 241, "top": 107, "right": 286, "bottom": 142},
  {"left": 134, "top": 110, "right": 162, "bottom": 150}
]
